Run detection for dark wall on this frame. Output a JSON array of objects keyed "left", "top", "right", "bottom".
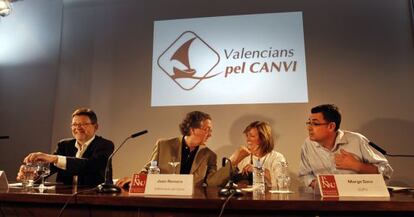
[{"left": 0, "top": 0, "right": 63, "bottom": 178}]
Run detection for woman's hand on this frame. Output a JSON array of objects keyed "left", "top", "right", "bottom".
[
  {"left": 229, "top": 146, "right": 251, "bottom": 166},
  {"left": 241, "top": 163, "right": 254, "bottom": 175}
]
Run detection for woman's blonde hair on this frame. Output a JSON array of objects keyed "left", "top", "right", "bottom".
[{"left": 243, "top": 121, "right": 274, "bottom": 154}]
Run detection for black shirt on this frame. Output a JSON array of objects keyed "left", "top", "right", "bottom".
[{"left": 179, "top": 136, "right": 200, "bottom": 174}]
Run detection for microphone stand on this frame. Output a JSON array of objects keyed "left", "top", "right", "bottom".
[
  {"left": 218, "top": 158, "right": 243, "bottom": 197},
  {"left": 386, "top": 154, "right": 414, "bottom": 157},
  {"left": 97, "top": 130, "right": 148, "bottom": 193}
]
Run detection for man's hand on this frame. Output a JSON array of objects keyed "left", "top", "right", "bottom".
[
  {"left": 16, "top": 164, "right": 38, "bottom": 182},
  {"left": 334, "top": 149, "right": 363, "bottom": 172},
  {"left": 24, "top": 152, "right": 58, "bottom": 164},
  {"left": 335, "top": 149, "right": 380, "bottom": 174},
  {"left": 16, "top": 165, "right": 26, "bottom": 181}
]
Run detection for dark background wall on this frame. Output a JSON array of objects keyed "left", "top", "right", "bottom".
[
  {"left": 0, "top": 0, "right": 62, "bottom": 181},
  {"left": 1, "top": 0, "right": 413, "bottom": 186}
]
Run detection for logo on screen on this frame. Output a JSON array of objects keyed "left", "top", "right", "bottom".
[{"left": 157, "top": 31, "right": 221, "bottom": 90}]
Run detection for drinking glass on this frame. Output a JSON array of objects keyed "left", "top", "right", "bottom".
[
  {"left": 168, "top": 157, "right": 180, "bottom": 174},
  {"left": 313, "top": 177, "right": 321, "bottom": 197},
  {"left": 277, "top": 175, "right": 291, "bottom": 192},
  {"left": 276, "top": 161, "right": 290, "bottom": 193},
  {"left": 36, "top": 163, "right": 51, "bottom": 190},
  {"left": 21, "top": 163, "right": 37, "bottom": 189}
]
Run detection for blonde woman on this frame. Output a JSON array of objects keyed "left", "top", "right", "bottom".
[{"left": 230, "top": 121, "right": 286, "bottom": 187}]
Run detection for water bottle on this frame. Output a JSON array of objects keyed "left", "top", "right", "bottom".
[
  {"left": 277, "top": 161, "right": 291, "bottom": 192},
  {"left": 253, "top": 160, "right": 265, "bottom": 194},
  {"left": 148, "top": 160, "right": 160, "bottom": 174}
]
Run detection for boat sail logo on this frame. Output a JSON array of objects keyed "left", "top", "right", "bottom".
[{"left": 157, "top": 31, "right": 221, "bottom": 90}]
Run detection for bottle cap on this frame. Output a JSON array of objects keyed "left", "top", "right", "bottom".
[{"left": 151, "top": 160, "right": 158, "bottom": 166}]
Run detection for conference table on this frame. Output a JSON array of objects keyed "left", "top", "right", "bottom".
[{"left": 0, "top": 183, "right": 413, "bottom": 217}]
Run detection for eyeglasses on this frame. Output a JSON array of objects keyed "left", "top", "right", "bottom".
[
  {"left": 305, "top": 121, "right": 330, "bottom": 127},
  {"left": 198, "top": 127, "right": 213, "bottom": 133},
  {"left": 71, "top": 123, "right": 93, "bottom": 128}
]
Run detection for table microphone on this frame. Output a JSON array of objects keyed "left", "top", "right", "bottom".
[
  {"left": 218, "top": 157, "right": 243, "bottom": 197},
  {"left": 369, "top": 141, "right": 414, "bottom": 157},
  {"left": 0, "top": 136, "right": 9, "bottom": 139},
  {"left": 96, "top": 130, "right": 148, "bottom": 193}
]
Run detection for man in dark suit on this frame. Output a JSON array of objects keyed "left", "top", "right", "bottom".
[{"left": 17, "top": 108, "right": 114, "bottom": 186}]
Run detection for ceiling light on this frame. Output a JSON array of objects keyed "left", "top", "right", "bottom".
[{"left": 0, "top": 0, "right": 12, "bottom": 17}]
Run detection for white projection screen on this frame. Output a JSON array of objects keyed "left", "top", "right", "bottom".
[{"left": 151, "top": 12, "right": 308, "bottom": 107}]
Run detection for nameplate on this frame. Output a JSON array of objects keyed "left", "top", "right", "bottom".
[
  {"left": 129, "top": 173, "right": 147, "bottom": 194},
  {"left": 318, "top": 174, "right": 389, "bottom": 197},
  {"left": 0, "top": 171, "right": 9, "bottom": 190},
  {"left": 145, "top": 174, "right": 193, "bottom": 196}
]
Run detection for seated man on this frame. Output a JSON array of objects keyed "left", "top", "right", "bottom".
[
  {"left": 117, "top": 111, "right": 229, "bottom": 188},
  {"left": 299, "top": 104, "right": 393, "bottom": 189},
  {"left": 17, "top": 108, "right": 114, "bottom": 186}
]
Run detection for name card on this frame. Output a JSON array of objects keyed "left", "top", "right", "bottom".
[
  {"left": 145, "top": 174, "right": 193, "bottom": 196},
  {"left": 318, "top": 174, "right": 389, "bottom": 197},
  {"left": 129, "top": 173, "right": 147, "bottom": 194},
  {"left": 0, "top": 171, "right": 8, "bottom": 190}
]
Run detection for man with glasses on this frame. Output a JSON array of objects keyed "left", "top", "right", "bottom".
[
  {"left": 17, "top": 108, "right": 114, "bottom": 186},
  {"left": 299, "top": 104, "right": 392, "bottom": 189},
  {"left": 116, "top": 110, "right": 229, "bottom": 188}
]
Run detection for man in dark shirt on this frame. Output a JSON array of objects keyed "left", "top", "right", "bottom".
[{"left": 17, "top": 108, "right": 114, "bottom": 186}]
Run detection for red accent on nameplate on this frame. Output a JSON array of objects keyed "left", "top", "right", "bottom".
[
  {"left": 319, "top": 175, "right": 339, "bottom": 197},
  {"left": 129, "top": 173, "right": 147, "bottom": 194}
]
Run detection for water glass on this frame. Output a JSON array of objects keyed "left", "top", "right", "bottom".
[
  {"left": 168, "top": 157, "right": 180, "bottom": 174},
  {"left": 21, "top": 164, "right": 37, "bottom": 188},
  {"left": 36, "top": 163, "right": 51, "bottom": 189},
  {"left": 277, "top": 175, "right": 291, "bottom": 192},
  {"left": 253, "top": 190, "right": 266, "bottom": 200},
  {"left": 313, "top": 178, "right": 321, "bottom": 196}
]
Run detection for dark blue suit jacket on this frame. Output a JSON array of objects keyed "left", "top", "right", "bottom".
[{"left": 50, "top": 136, "right": 114, "bottom": 186}]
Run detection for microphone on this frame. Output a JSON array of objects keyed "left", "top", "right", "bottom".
[
  {"left": 369, "top": 141, "right": 414, "bottom": 158},
  {"left": 131, "top": 131, "right": 147, "bottom": 138},
  {"left": 368, "top": 142, "right": 387, "bottom": 155},
  {"left": 96, "top": 130, "right": 148, "bottom": 193},
  {"left": 0, "top": 136, "right": 9, "bottom": 140},
  {"left": 218, "top": 157, "right": 243, "bottom": 197}
]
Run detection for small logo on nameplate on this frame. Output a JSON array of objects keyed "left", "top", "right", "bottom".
[
  {"left": 319, "top": 175, "right": 339, "bottom": 197},
  {"left": 129, "top": 173, "right": 147, "bottom": 194}
]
